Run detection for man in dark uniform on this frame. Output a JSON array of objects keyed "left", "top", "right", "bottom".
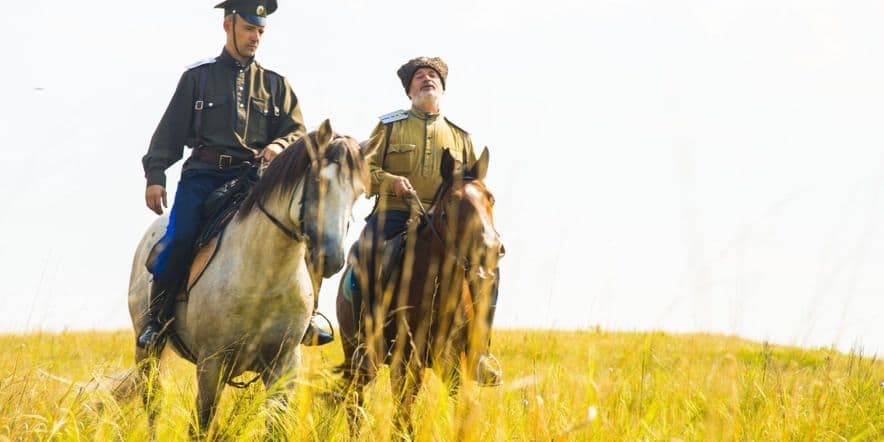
[
  {"left": 138, "top": 0, "right": 333, "bottom": 350},
  {"left": 358, "top": 57, "right": 503, "bottom": 386}
]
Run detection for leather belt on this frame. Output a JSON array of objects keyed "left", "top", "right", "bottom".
[{"left": 191, "top": 147, "right": 249, "bottom": 170}]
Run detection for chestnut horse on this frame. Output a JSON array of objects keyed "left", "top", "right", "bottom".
[{"left": 336, "top": 147, "right": 503, "bottom": 431}]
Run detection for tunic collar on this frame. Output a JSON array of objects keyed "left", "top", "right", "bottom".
[
  {"left": 409, "top": 105, "right": 443, "bottom": 122},
  {"left": 218, "top": 48, "right": 256, "bottom": 70}
]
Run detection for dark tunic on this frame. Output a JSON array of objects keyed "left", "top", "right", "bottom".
[{"left": 142, "top": 49, "right": 306, "bottom": 188}]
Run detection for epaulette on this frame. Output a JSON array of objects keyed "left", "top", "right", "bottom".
[
  {"left": 444, "top": 117, "right": 470, "bottom": 135},
  {"left": 379, "top": 109, "right": 409, "bottom": 124},
  {"left": 186, "top": 57, "right": 216, "bottom": 70}
]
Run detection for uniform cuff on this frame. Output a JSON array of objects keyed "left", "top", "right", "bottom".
[
  {"left": 376, "top": 172, "right": 398, "bottom": 195},
  {"left": 269, "top": 139, "right": 289, "bottom": 150},
  {"left": 146, "top": 170, "right": 166, "bottom": 188}
]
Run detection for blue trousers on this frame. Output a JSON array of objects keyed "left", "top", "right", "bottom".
[
  {"left": 366, "top": 210, "right": 412, "bottom": 241},
  {"left": 150, "top": 168, "right": 246, "bottom": 286}
]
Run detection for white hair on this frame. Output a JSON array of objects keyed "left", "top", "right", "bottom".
[{"left": 411, "top": 88, "right": 443, "bottom": 110}]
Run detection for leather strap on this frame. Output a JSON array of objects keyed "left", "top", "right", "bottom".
[
  {"left": 191, "top": 147, "right": 249, "bottom": 169},
  {"left": 193, "top": 65, "right": 210, "bottom": 145},
  {"left": 258, "top": 201, "right": 303, "bottom": 241}
]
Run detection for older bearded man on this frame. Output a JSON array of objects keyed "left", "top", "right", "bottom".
[{"left": 355, "top": 57, "right": 503, "bottom": 386}]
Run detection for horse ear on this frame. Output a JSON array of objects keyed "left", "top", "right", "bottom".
[
  {"left": 315, "top": 119, "right": 334, "bottom": 147},
  {"left": 440, "top": 148, "right": 457, "bottom": 181},
  {"left": 468, "top": 147, "right": 490, "bottom": 180}
]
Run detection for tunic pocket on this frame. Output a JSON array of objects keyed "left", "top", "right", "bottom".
[
  {"left": 247, "top": 97, "right": 270, "bottom": 147},
  {"left": 200, "top": 95, "right": 229, "bottom": 136},
  {"left": 385, "top": 144, "right": 417, "bottom": 174}
]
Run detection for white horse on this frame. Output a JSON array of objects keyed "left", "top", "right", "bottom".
[{"left": 121, "top": 120, "right": 378, "bottom": 436}]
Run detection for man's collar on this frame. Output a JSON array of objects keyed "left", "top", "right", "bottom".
[
  {"left": 409, "top": 105, "right": 442, "bottom": 121},
  {"left": 218, "top": 48, "right": 256, "bottom": 69}
]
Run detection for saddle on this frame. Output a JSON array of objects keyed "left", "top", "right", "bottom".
[
  {"left": 378, "top": 232, "right": 406, "bottom": 291},
  {"left": 343, "top": 230, "right": 407, "bottom": 315},
  {"left": 145, "top": 173, "right": 256, "bottom": 301}
]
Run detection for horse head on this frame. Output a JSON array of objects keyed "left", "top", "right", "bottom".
[
  {"left": 238, "top": 119, "right": 379, "bottom": 277},
  {"left": 299, "top": 120, "right": 377, "bottom": 277},
  {"left": 436, "top": 147, "right": 504, "bottom": 289}
]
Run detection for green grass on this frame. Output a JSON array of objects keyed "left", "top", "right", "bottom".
[{"left": 0, "top": 329, "right": 881, "bottom": 440}]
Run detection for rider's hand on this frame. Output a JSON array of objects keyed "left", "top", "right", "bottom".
[
  {"left": 145, "top": 184, "right": 167, "bottom": 215},
  {"left": 261, "top": 143, "right": 284, "bottom": 163},
  {"left": 392, "top": 176, "right": 414, "bottom": 198}
]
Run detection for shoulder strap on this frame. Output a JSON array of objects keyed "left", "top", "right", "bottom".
[
  {"left": 368, "top": 122, "right": 395, "bottom": 217},
  {"left": 266, "top": 71, "right": 281, "bottom": 138},
  {"left": 268, "top": 72, "right": 279, "bottom": 114},
  {"left": 382, "top": 123, "right": 393, "bottom": 165},
  {"left": 193, "top": 65, "right": 210, "bottom": 146}
]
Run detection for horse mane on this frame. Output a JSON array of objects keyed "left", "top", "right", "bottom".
[
  {"left": 237, "top": 132, "right": 367, "bottom": 219},
  {"left": 237, "top": 134, "right": 315, "bottom": 218}
]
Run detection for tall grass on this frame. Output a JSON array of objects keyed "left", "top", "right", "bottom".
[{"left": 0, "top": 330, "right": 880, "bottom": 440}]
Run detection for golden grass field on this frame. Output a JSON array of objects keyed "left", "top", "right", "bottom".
[{"left": 0, "top": 329, "right": 881, "bottom": 441}]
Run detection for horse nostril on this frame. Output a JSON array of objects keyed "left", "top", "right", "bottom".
[{"left": 498, "top": 243, "right": 506, "bottom": 258}]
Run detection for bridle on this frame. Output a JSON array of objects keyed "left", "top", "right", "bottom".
[
  {"left": 407, "top": 182, "right": 477, "bottom": 275},
  {"left": 256, "top": 141, "right": 351, "bottom": 244},
  {"left": 257, "top": 176, "right": 305, "bottom": 242}
]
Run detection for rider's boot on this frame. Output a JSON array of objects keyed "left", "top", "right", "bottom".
[
  {"left": 476, "top": 270, "right": 502, "bottom": 387},
  {"left": 137, "top": 280, "right": 174, "bottom": 351}
]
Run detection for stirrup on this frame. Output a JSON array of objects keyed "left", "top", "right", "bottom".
[
  {"left": 301, "top": 311, "right": 335, "bottom": 346},
  {"left": 476, "top": 354, "right": 503, "bottom": 387}
]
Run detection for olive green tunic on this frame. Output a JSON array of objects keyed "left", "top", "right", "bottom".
[
  {"left": 367, "top": 106, "right": 477, "bottom": 213},
  {"left": 142, "top": 49, "right": 306, "bottom": 187}
]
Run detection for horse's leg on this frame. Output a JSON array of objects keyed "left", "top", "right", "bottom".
[
  {"left": 135, "top": 346, "right": 162, "bottom": 439},
  {"left": 261, "top": 345, "right": 299, "bottom": 438},
  {"left": 390, "top": 356, "right": 421, "bottom": 437},
  {"left": 336, "top": 283, "right": 361, "bottom": 378},
  {"left": 337, "top": 276, "right": 383, "bottom": 437},
  {"left": 447, "top": 361, "right": 463, "bottom": 398},
  {"left": 338, "top": 334, "right": 383, "bottom": 438},
  {"left": 192, "top": 357, "right": 226, "bottom": 439},
  {"left": 339, "top": 348, "right": 375, "bottom": 438}
]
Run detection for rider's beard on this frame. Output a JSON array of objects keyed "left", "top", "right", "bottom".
[{"left": 411, "top": 89, "right": 442, "bottom": 111}]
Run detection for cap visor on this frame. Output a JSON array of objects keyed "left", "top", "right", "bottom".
[{"left": 238, "top": 13, "right": 266, "bottom": 26}]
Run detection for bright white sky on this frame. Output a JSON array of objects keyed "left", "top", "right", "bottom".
[{"left": 1, "top": 0, "right": 882, "bottom": 355}]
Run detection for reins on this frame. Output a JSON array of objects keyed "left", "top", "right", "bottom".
[
  {"left": 405, "top": 189, "right": 444, "bottom": 244},
  {"left": 257, "top": 172, "right": 307, "bottom": 243},
  {"left": 258, "top": 199, "right": 303, "bottom": 241}
]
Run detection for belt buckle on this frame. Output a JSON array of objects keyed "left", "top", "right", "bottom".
[{"left": 218, "top": 154, "right": 232, "bottom": 169}]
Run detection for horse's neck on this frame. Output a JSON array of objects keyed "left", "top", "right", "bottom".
[
  {"left": 411, "top": 227, "right": 463, "bottom": 294},
  {"left": 223, "top": 201, "right": 307, "bottom": 272}
]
